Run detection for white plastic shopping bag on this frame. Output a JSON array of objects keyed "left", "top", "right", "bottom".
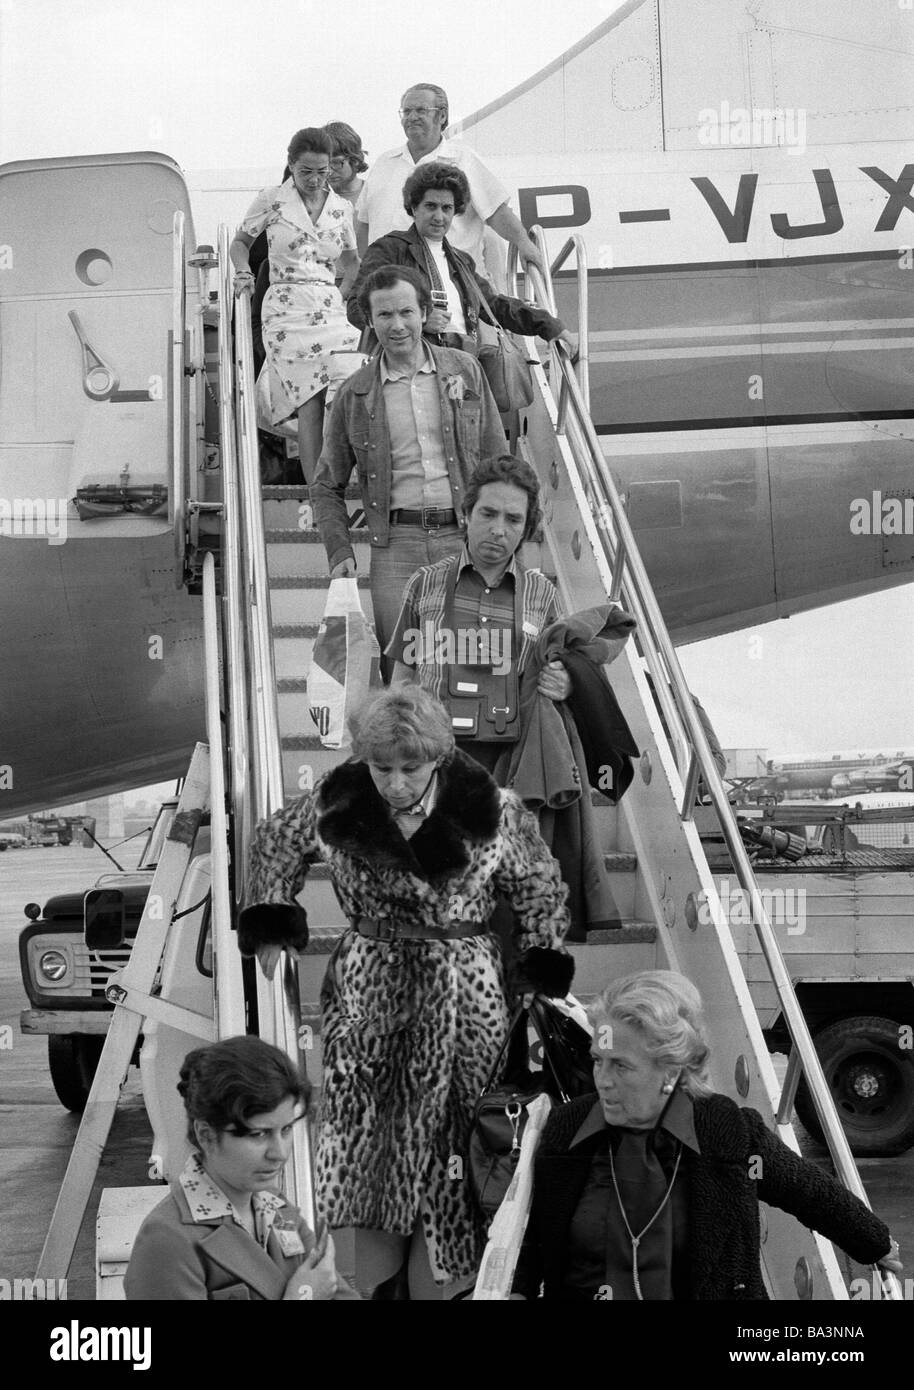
[{"left": 307, "top": 577, "right": 380, "bottom": 749}]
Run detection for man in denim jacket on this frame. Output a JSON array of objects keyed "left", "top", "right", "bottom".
[{"left": 310, "top": 265, "right": 506, "bottom": 663}]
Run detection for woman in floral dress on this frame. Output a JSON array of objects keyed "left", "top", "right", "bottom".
[{"left": 231, "top": 128, "right": 361, "bottom": 481}]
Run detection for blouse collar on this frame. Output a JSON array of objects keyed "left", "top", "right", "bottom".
[
  {"left": 274, "top": 177, "right": 342, "bottom": 233},
  {"left": 178, "top": 1151, "right": 287, "bottom": 1244},
  {"left": 569, "top": 1087, "right": 701, "bottom": 1154}
]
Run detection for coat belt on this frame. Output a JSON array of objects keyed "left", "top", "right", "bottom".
[{"left": 353, "top": 915, "right": 488, "bottom": 942}]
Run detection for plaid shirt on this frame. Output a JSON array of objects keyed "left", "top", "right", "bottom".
[{"left": 386, "top": 547, "right": 560, "bottom": 702}]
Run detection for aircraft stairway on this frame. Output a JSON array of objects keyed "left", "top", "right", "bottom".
[{"left": 172, "top": 218, "right": 899, "bottom": 1300}]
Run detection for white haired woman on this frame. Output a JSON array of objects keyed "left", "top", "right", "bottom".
[
  {"left": 512, "top": 969, "right": 901, "bottom": 1300},
  {"left": 239, "top": 686, "right": 572, "bottom": 1299}
]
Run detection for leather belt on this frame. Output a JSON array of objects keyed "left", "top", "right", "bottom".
[
  {"left": 353, "top": 915, "right": 488, "bottom": 942},
  {"left": 389, "top": 507, "right": 458, "bottom": 529}
]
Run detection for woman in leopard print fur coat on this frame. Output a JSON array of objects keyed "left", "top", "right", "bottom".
[{"left": 240, "top": 687, "right": 572, "bottom": 1298}]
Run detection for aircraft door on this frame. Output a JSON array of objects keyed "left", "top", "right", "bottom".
[{"left": 0, "top": 153, "right": 194, "bottom": 538}]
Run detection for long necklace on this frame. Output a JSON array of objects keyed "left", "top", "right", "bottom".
[{"left": 608, "top": 1138, "right": 682, "bottom": 1301}]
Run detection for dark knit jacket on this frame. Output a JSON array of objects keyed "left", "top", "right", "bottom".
[{"left": 513, "top": 1092, "right": 891, "bottom": 1300}]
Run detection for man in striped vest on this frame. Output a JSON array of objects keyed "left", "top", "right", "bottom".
[{"left": 387, "top": 454, "right": 569, "bottom": 772}]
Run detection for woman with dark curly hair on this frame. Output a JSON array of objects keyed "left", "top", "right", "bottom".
[
  {"left": 240, "top": 685, "right": 573, "bottom": 1300},
  {"left": 124, "top": 1035, "right": 358, "bottom": 1300},
  {"left": 347, "top": 161, "right": 577, "bottom": 358}
]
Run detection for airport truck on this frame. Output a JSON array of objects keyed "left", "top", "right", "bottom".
[
  {"left": 702, "top": 799, "right": 914, "bottom": 1157},
  {"left": 18, "top": 801, "right": 182, "bottom": 1110}
]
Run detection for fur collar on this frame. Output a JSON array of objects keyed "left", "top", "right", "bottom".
[{"left": 316, "top": 748, "right": 502, "bottom": 881}]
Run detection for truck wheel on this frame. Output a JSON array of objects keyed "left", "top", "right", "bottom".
[
  {"left": 794, "top": 1015, "right": 914, "bottom": 1157},
  {"left": 47, "top": 1036, "right": 104, "bottom": 1112}
]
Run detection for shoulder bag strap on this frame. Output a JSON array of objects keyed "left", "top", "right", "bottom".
[
  {"left": 478, "top": 1000, "right": 529, "bottom": 1095},
  {"left": 451, "top": 251, "right": 504, "bottom": 333},
  {"left": 527, "top": 995, "right": 575, "bottom": 1104},
  {"left": 478, "top": 994, "right": 575, "bottom": 1101},
  {"left": 418, "top": 237, "right": 447, "bottom": 295}
]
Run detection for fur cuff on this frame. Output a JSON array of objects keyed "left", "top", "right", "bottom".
[
  {"left": 237, "top": 902, "right": 309, "bottom": 957},
  {"left": 513, "top": 946, "right": 575, "bottom": 998}
]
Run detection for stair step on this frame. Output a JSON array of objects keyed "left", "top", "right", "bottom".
[
  {"left": 266, "top": 528, "right": 370, "bottom": 544},
  {"left": 273, "top": 629, "right": 315, "bottom": 682},
  {"left": 281, "top": 746, "right": 355, "bottom": 792},
  {"left": 567, "top": 927, "right": 657, "bottom": 993},
  {"left": 584, "top": 922, "right": 655, "bottom": 944},
  {"left": 296, "top": 919, "right": 656, "bottom": 956},
  {"left": 282, "top": 852, "right": 634, "bottom": 923},
  {"left": 276, "top": 648, "right": 312, "bottom": 680},
  {"left": 261, "top": 484, "right": 361, "bottom": 500},
  {"left": 294, "top": 853, "right": 634, "bottom": 881},
  {"left": 270, "top": 578, "right": 373, "bottom": 627},
  {"left": 294, "top": 921, "right": 659, "bottom": 1032},
  {"left": 277, "top": 740, "right": 625, "bottom": 846},
  {"left": 286, "top": 846, "right": 636, "bottom": 921},
  {"left": 278, "top": 731, "right": 622, "bottom": 762},
  {"left": 262, "top": 490, "right": 363, "bottom": 530},
  {"left": 601, "top": 850, "right": 636, "bottom": 873},
  {"left": 281, "top": 733, "right": 338, "bottom": 752},
  {"left": 263, "top": 503, "right": 365, "bottom": 530},
  {"left": 271, "top": 576, "right": 371, "bottom": 588},
  {"left": 267, "top": 539, "right": 371, "bottom": 580},
  {"left": 280, "top": 690, "right": 330, "bottom": 733}
]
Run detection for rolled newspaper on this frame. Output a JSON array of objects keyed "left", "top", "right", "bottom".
[{"left": 472, "top": 1091, "right": 553, "bottom": 1300}]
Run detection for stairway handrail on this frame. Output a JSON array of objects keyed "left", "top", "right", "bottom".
[
  {"left": 171, "top": 210, "right": 188, "bottom": 588},
  {"left": 233, "top": 285, "right": 285, "bottom": 817},
  {"left": 508, "top": 232, "right": 590, "bottom": 411},
  {"left": 215, "top": 227, "right": 251, "bottom": 880},
  {"left": 228, "top": 244, "right": 317, "bottom": 1229},
  {"left": 511, "top": 227, "right": 900, "bottom": 1298},
  {"left": 201, "top": 550, "right": 247, "bottom": 1036}
]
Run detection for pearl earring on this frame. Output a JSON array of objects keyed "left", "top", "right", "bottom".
[{"left": 661, "top": 1080, "right": 674, "bottom": 1094}]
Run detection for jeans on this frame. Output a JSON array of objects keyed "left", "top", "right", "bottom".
[{"left": 370, "top": 522, "right": 465, "bottom": 672}]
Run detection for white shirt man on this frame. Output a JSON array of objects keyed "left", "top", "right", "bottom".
[{"left": 356, "top": 84, "right": 544, "bottom": 276}]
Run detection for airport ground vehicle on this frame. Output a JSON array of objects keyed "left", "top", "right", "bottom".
[
  {"left": 18, "top": 802, "right": 182, "bottom": 1110},
  {"left": 703, "top": 801, "right": 914, "bottom": 1157}
]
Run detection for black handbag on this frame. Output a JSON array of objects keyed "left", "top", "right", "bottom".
[{"left": 468, "top": 996, "right": 594, "bottom": 1222}]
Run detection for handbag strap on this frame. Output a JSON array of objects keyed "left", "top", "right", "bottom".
[
  {"left": 527, "top": 996, "right": 574, "bottom": 1104},
  {"left": 478, "top": 995, "right": 573, "bottom": 1102},
  {"left": 451, "top": 254, "right": 503, "bottom": 334},
  {"left": 480, "top": 1001, "right": 528, "bottom": 1094},
  {"left": 419, "top": 237, "right": 447, "bottom": 295}
]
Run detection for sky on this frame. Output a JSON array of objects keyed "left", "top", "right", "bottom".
[
  {"left": 1, "top": 0, "right": 911, "bottom": 771},
  {"left": 0, "top": 0, "right": 618, "bottom": 172}
]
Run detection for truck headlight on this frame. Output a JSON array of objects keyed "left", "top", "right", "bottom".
[{"left": 38, "top": 950, "right": 69, "bottom": 982}]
